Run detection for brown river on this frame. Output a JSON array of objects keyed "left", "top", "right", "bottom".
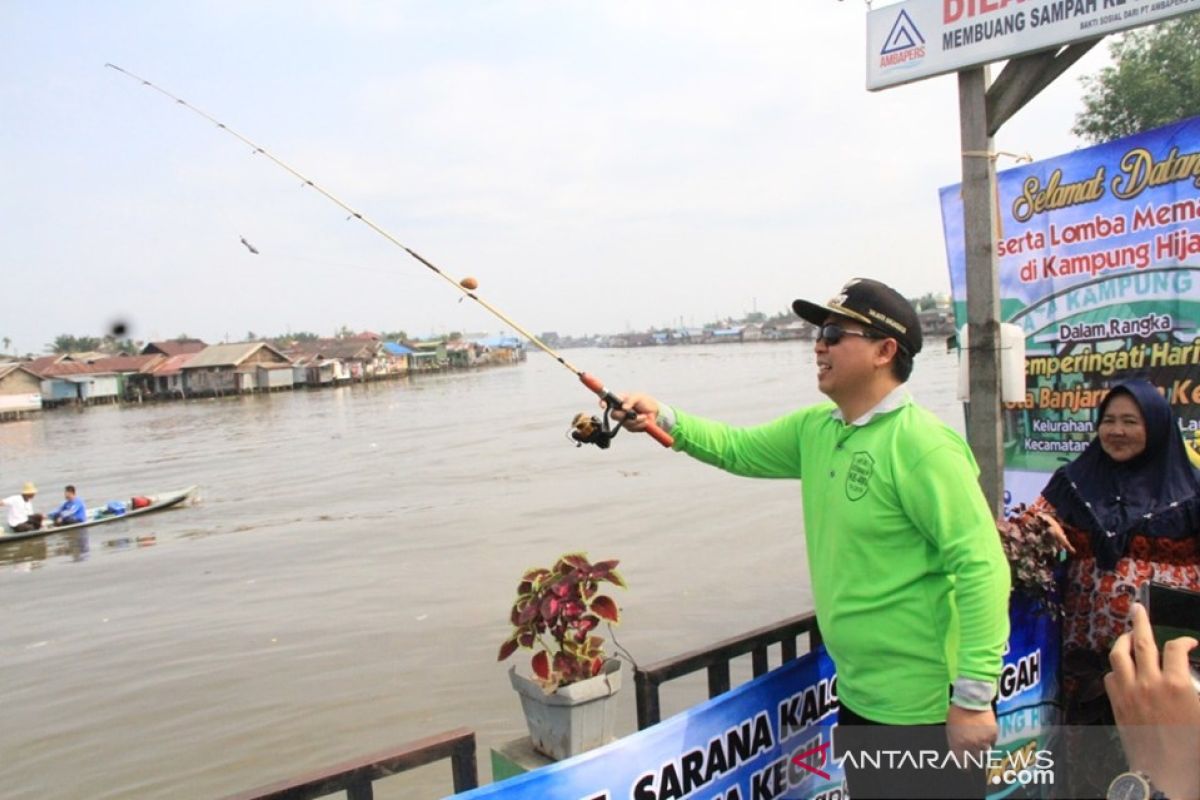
[{"left": 0, "top": 343, "right": 963, "bottom": 799}]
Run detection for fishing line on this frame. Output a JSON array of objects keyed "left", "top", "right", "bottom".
[{"left": 106, "top": 63, "right": 673, "bottom": 448}]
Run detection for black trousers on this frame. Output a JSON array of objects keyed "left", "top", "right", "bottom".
[
  {"left": 12, "top": 513, "right": 43, "bottom": 532},
  {"left": 837, "top": 702, "right": 985, "bottom": 800}
]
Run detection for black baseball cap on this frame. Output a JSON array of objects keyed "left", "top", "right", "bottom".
[{"left": 792, "top": 278, "right": 922, "bottom": 355}]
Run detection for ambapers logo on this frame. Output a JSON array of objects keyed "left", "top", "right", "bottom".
[{"left": 880, "top": 9, "right": 926, "bottom": 68}]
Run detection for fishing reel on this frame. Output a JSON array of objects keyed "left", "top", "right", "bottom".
[
  {"left": 570, "top": 374, "right": 674, "bottom": 449},
  {"left": 568, "top": 409, "right": 622, "bottom": 449},
  {"left": 569, "top": 377, "right": 674, "bottom": 450}
]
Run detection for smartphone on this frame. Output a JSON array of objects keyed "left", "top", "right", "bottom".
[{"left": 1141, "top": 582, "right": 1200, "bottom": 693}]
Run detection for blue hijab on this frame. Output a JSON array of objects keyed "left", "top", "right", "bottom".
[{"left": 1041, "top": 378, "right": 1200, "bottom": 570}]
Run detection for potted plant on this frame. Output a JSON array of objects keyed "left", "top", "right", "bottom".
[
  {"left": 997, "top": 505, "right": 1064, "bottom": 615},
  {"left": 497, "top": 553, "right": 626, "bottom": 760}
]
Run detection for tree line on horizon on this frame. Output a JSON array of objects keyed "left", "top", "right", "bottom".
[{"left": 31, "top": 297, "right": 956, "bottom": 357}]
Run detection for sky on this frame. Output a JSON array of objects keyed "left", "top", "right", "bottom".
[{"left": 0, "top": 1, "right": 1112, "bottom": 354}]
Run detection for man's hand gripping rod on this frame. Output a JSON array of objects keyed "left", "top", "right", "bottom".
[{"left": 578, "top": 373, "right": 674, "bottom": 448}]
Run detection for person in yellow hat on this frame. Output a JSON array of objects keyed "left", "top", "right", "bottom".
[{"left": 1, "top": 482, "right": 44, "bottom": 533}]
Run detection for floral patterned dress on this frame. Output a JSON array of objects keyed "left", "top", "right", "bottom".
[
  {"left": 1023, "top": 495, "right": 1200, "bottom": 796},
  {"left": 1027, "top": 496, "right": 1195, "bottom": 714},
  {"left": 1028, "top": 494, "right": 1200, "bottom": 656}
]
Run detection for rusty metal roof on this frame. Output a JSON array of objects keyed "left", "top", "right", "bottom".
[
  {"left": 22, "top": 355, "right": 68, "bottom": 376},
  {"left": 149, "top": 353, "right": 198, "bottom": 376}
]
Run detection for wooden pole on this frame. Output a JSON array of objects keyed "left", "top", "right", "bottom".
[{"left": 957, "top": 66, "right": 1004, "bottom": 516}]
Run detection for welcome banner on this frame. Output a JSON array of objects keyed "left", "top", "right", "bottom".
[
  {"left": 940, "top": 116, "right": 1200, "bottom": 508},
  {"left": 451, "top": 597, "right": 1058, "bottom": 800}
]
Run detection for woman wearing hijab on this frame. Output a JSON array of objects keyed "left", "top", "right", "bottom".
[
  {"left": 1036, "top": 378, "right": 1200, "bottom": 661},
  {"left": 1022, "top": 378, "right": 1200, "bottom": 794}
]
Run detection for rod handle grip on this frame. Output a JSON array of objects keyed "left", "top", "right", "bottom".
[{"left": 642, "top": 419, "right": 675, "bottom": 449}]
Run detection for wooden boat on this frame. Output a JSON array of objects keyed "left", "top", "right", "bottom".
[{"left": 0, "top": 486, "right": 197, "bottom": 542}]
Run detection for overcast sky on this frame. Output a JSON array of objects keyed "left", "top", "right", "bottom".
[{"left": 0, "top": 1, "right": 1111, "bottom": 353}]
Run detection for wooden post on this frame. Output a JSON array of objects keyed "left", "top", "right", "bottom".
[{"left": 957, "top": 66, "right": 1005, "bottom": 516}]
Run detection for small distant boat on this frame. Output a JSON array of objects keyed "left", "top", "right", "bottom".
[{"left": 0, "top": 486, "right": 197, "bottom": 542}]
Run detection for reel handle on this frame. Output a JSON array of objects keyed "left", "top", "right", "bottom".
[{"left": 579, "top": 373, "right": 674, "bottom": 448}]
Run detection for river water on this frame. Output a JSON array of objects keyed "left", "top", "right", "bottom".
[{"left": 0, "top": 343, "right": 962, "bottom": 799}]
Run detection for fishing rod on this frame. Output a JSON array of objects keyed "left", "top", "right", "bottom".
[{"left": 105, "top": 63, "right": 672, "bottom": 450}]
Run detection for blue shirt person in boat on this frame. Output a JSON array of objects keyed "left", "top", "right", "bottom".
[
  {"left": 49, "top": 485, "right": 87, "bottom": 526},
  {"left": 1, "top": 481, "right": 43, "bottom": 532}
]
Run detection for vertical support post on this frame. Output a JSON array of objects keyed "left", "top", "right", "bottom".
[
  {"left": 751, "top": 645, "right": 769, "bottom": 678},
  {"left": 451, "top": 736, "right": 479, "bottom": 792},
  {"left": 707, "top": 662, "right": 731, "bottom": 698},
  {"left": 957, "top": 66, "right": 1005, "bottom": 516},
  {"left": 635, "top": 671, "right": 662, "bottom": 730}
]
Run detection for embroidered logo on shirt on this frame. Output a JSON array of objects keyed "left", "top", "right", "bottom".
[{"left": 846, "top": 451, "right": 875, "bottom": 501}]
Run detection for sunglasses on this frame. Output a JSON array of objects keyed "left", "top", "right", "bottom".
[{"left": 817, "top": 323, "right": 887, "bottom": 346}]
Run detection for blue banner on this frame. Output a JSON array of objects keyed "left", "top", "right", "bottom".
[
  {"left": 456, "top": 648, "right": 839, "bottom": 800},
  {"left": 990, "top": 595, "right": 1060, "bottom": 799},
  {"left": 940, "top": 115, "right": 1200, "bottom": 509},
  {"left": 452, "top": 597, "right": 1057, "bottom": 800}
]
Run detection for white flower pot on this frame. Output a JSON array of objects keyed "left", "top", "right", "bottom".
[{"left": 508, "top": 661, "right": 621, "bottom": 761}]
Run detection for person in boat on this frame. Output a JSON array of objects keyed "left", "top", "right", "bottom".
[
  {"left": 1015, "top": 378, "right": 1200, "bottom": 793},
  {"left": 1, "top": 481, "right": 44, "bottom": 532},
  {"left": 614, "top": 278, "right": 1010, "bottom": 799},
  {"left": 1104, "top": 601, "right": 1200, "bottom": 800},
  {"left": 49, "top": 484, "right": 87, "bottom": 526}
]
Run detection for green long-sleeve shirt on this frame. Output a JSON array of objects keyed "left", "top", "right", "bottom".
[{"left": 669, "top": 397, "right": 1010, "bottom": 724}]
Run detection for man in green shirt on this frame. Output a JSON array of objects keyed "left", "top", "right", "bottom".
[{"left": 614, "top": 278, "right": 1010, "bottom": 799}]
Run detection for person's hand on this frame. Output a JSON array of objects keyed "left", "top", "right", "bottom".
[
  {"left": 1105, "top": 602, "right": 1200, "bottom": 800},
  {"left": 946, "top": 704, "right": 997, "bottom": 766},
  {"left": 608, "top": 393, "right": 660, "bottom": 433},
  {"left": 1036, "top": 511, "right": 1074, "bottom": 555}
]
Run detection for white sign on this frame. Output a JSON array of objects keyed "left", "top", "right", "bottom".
[
  {"left": 867, "top": 0, "right": 1200, "bottom": 90},
  {"left": 0, "top": 393, "right": 42, "bottom": 412}
]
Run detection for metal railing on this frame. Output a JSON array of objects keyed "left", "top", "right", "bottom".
[
  {"left": 634, "top": 612, "right": 822, "bottom": 729},
  {"left": 222, "top": 727, "right": 478, "bottom": 800}
]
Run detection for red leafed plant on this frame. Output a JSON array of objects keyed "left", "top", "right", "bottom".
[
  {"left": 997, "top": 504, "right": 1063, "bottom": 615},
  {"left": 498, "top": 553, "right": 626, "bottom": 692}
]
